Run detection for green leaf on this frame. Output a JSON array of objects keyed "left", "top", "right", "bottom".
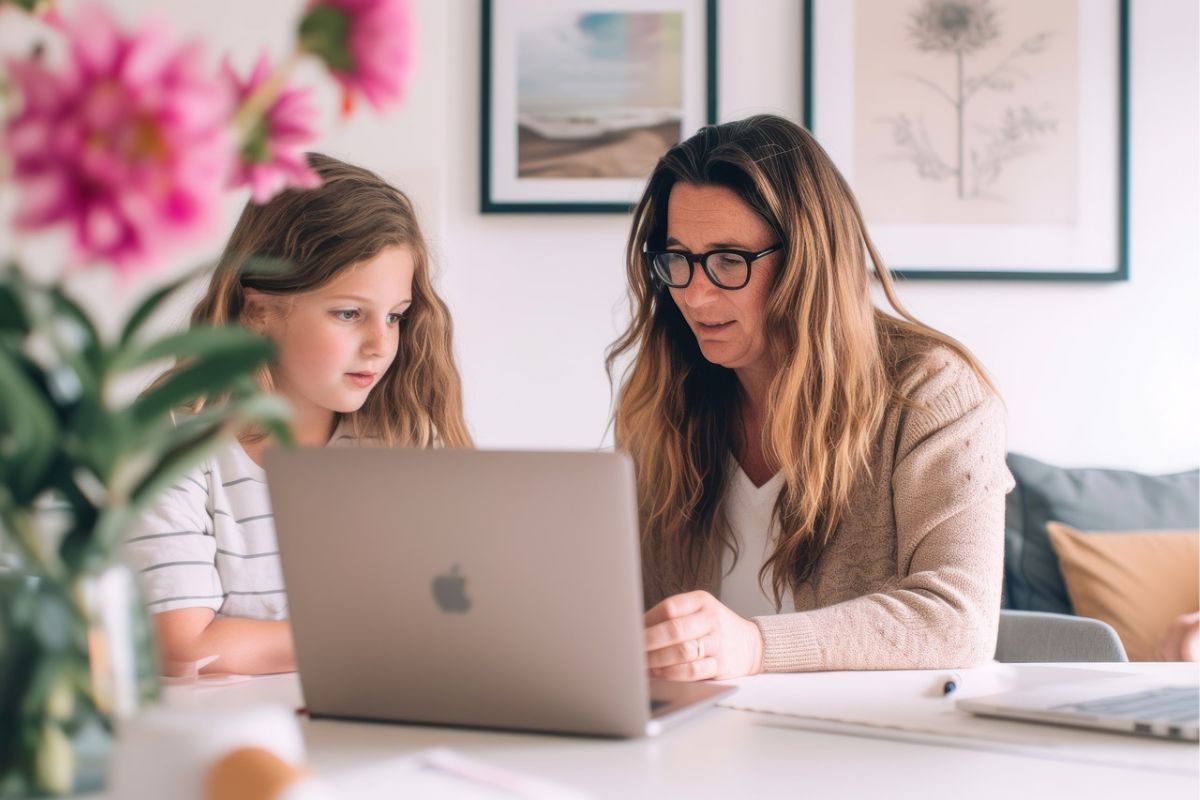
[
  {"left": 298, "top": 5, "right": 354, "bottom": 73},
  {"left": 0, "top": 346, "right": 59, "bottom": 502},
  {"left": 48, "top": 287, "right": 103, "bottom": 373},
  {"left": 42, "top": 461, "right": 99, "bottom": 575},
  {"left": 117, "top": 263, "right": 213, "bottom": 349},
  {"left": 30, "top": 591, "right": 73, "bottom": 654},
  {"left": 137, "top": 400, "right": 291, "bottom": 506},
  {"left": 66, "top": 395, "right": 126, "bottom": 486},
  {"left": 0, "top": 281, "right": 29, "bottom": 334},
  {"left": 114, "top": 393, "right": 290, "bottom": 508},
  {"left": 119, "top": 256, "right": 291, "bottom": 349},
  {"left": 122, "top": 332, "right": 275, "bottom": 426},
  {"left": 112, "top": 323, "right": 262, "bottom": 374},
  {"left": 89, "top": 395, "right": 291, "bottom": 557}
]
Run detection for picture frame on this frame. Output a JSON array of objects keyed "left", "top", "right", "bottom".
[
  {"left": 804, "top": 0, "right": 1129, "bottom": 281},
  {"left": 481, "top": 0, "right": 718, "bottom": 213}
]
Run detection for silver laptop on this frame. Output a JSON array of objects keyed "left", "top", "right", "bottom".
[
  {"left": 264, "top": 447, "right": 734, "bottom": 738},
  {"left": 958, "top": 679, "right": 1199, "bottom": 741}
]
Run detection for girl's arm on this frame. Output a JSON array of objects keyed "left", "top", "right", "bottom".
[
  {"left": 154, "top": 608, "right": 296, "bottom": 676},
  {"left": 124, "top": 462, "right": 293, "bottom": 676}
]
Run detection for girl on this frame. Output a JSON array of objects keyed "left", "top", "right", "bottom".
[
  {"left": 608, "top": 115, "right": 1014, "bottom": 679},
  {"left": 124, "top": 153, "right": 470, "bottom": 675}
]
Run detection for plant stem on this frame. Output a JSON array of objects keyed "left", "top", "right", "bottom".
[{"left": 230, "top": 49, "right": 305, "bottom": 140}]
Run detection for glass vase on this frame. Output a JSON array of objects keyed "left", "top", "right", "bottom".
[{"left": 0, "top": 563, "right": 159, "bottom": 797}]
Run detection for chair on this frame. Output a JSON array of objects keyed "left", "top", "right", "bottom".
[{"left": 994, "top": 609, "right": 1128, "bottom": 663}]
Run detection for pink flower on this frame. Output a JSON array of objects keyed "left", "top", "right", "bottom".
[
  {"left": 3, "top": 4, "right": 231, "bottom": 273},
  {"left": 301, "top": 0, "right": 412, "bottom": 111},
  {"left": 224, "top": 53, "right": 321, "bottom": 204}
]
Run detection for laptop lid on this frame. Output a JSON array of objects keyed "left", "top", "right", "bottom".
[{"left": 266, "top": 447, "right": 671, "bottom": 737}]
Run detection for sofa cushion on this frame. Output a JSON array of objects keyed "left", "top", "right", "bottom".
[
  {"left": 1004, "top": 454, "right": 1200, "bottom": 614},
  {"left": 1046, "top": 522, "right": 1199, "bottom": 660}
]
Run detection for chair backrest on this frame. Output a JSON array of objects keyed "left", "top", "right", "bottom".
[{"left": 995, "top": 609, "right": 1129, "bottom": 663}]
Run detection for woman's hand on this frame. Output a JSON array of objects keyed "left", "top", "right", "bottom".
[
  {"left": 644, "top": 590, "right": 764, "bottom": 681},
  {"left": 1157, "top": 610, "right": 1200, "bottom": 662}
]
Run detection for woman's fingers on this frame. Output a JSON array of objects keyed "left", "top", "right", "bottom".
[
  {"left": 643, "top": 591, "right": 764, "bottom": 681},
  {"left": 645, "top": 633, "right": 719, "bottom": 669},
  {"left": 644, "top": 590, "right": 712, "bottom": 627},
  {"left": 644, "top": 607, "right": 711, "bottom": 652},
  {"left": 649, "top": 656, "right": 719, "bottom": 682}
]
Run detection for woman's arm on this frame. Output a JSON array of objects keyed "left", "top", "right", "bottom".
[
  {"left": 645, "top": 486, "right": 1006, "bottom": 678},
  {"left": 754, "top": 357, "right": 1013, "bottom": 672},
  {"left": 154, "top": 608, "right": 296, "bottom": 676},
  {"left": 753, "top": 490, "right": 1006, "bottom": 671},
  {"left": 1158, "top": 611, "right": 1200, "bottom": 661}
]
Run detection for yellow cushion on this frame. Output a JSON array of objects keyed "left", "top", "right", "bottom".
[{"left": 1045, "top": 522, "right": 1199, "bottom": 661}]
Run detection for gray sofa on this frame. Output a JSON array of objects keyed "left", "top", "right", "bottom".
[
  {"left": 1003, "top": 453, "right": 1200, "bottom": 614},
  {"left": 996, "top": 453, "right": 1200, "bottom": 661}
]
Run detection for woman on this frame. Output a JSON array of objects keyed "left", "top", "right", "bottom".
[{"left": 608, "top": 115, "right": 1013, "bottom": 679}]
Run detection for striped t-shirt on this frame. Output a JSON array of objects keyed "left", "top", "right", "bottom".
[{"left": 123, "top": 423, "right": 362, "bottom": 620}]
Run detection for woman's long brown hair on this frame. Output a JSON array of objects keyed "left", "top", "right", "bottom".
[
  {"left": 607, "top": 115, "right": 992, "bottom": 607},
  {"left": 175, "top": 152, "right": 470, "bottom": 448}
]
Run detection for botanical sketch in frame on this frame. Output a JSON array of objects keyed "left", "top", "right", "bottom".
[
  {"left": 804, "top": 0, "right": 1129, "bottom": 280},
  {"left": 482, "top": 0, "right": 717, "bottom": 213}
]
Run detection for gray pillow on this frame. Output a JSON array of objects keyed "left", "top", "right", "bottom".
[{"left": 1004, "top": 453, "right": 1200, "bottom": 614}]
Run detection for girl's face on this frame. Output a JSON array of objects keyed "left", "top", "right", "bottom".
[
  {"left": 249, "top": 245, "right": 415, "bottom": 438},
  {"left": 665, "top": 182, "right": 781, "bottom": 379}
]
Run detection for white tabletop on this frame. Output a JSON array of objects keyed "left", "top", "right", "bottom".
[{"left": 154, "top": 661, "right": 1199, "bottom": 799}]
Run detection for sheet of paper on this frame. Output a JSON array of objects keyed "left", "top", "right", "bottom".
[
  {"left": 332, "top": 748, "right": 591, "bottom": 800},
  {"left": 719, "top": 664, "right": 1198, "bottom": 774},
  {"left": 159, "top": 655, "right": 257, "bottom": 687}
]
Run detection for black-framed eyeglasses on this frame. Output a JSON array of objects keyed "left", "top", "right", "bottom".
[{"left": 645, "top": 244, "right": 783, "bottom": 290}]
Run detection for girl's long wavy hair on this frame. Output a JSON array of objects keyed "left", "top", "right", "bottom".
[
  {"left": 180, "top": 152, "right": 470, "bottom": 448},
  {"left": 606, "top": 115, "right": 992, "bottom": 607}
]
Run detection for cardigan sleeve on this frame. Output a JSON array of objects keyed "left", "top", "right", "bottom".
[{"left": 750, "top": 352, "right": 1014, "bottom": 672}]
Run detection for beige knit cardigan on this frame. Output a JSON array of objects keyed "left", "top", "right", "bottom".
[{"left": 644, "top": 345, "right": 1014, "bottom": 672}]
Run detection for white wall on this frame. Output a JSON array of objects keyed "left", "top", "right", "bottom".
[
  {"left": 873, "top": 4, "right": 1200, "bottom": 474},
  {"left": 441, "top": 0, "right": 1200, "bottom": 472},
  {"left": 2, "top": 0, "right": 1196, "bottom": 472}
]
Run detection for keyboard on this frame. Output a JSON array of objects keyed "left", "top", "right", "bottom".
[{"left": 1056, "top": 686, "right": 1199, "bottom": 723}]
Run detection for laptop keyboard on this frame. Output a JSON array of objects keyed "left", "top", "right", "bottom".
[{"left": 1055, "top": 686, "right": 1199, "bottom": 723}]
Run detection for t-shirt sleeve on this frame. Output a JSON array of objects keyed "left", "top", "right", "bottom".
[{"left": 123, "top": 467, "right": 223, "bottom": 614}]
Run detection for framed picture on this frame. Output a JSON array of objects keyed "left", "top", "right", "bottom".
[
  {"left": 804, "top": 0, "right": 1129, "bottom": 280},
  {"left": 481, "top": 0, "right": 718, "bottom": 213}
]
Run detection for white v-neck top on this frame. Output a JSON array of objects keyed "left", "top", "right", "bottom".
[{"left": 718, "top": 461, "right": 790, "bottom": 618}]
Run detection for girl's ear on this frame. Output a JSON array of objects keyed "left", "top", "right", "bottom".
[{"left": 240, "top": 288, "right": 272, "bottom": 334}]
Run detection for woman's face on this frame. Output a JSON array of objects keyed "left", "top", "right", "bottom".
[{"left": 664, "top": 182, "right": 781, "bottom": 378}]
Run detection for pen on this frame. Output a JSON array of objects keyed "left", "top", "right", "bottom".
[{"left": 942, "top": 672, "right": 963, "bottom": 696}]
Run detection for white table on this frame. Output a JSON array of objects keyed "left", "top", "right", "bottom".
[{"left": 154, "top": 662, "right": 1198, "bottom": 799}]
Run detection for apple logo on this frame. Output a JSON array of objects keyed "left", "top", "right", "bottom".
[{"left": 431, "top": 564, "right": 471, "bottom": 613}]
